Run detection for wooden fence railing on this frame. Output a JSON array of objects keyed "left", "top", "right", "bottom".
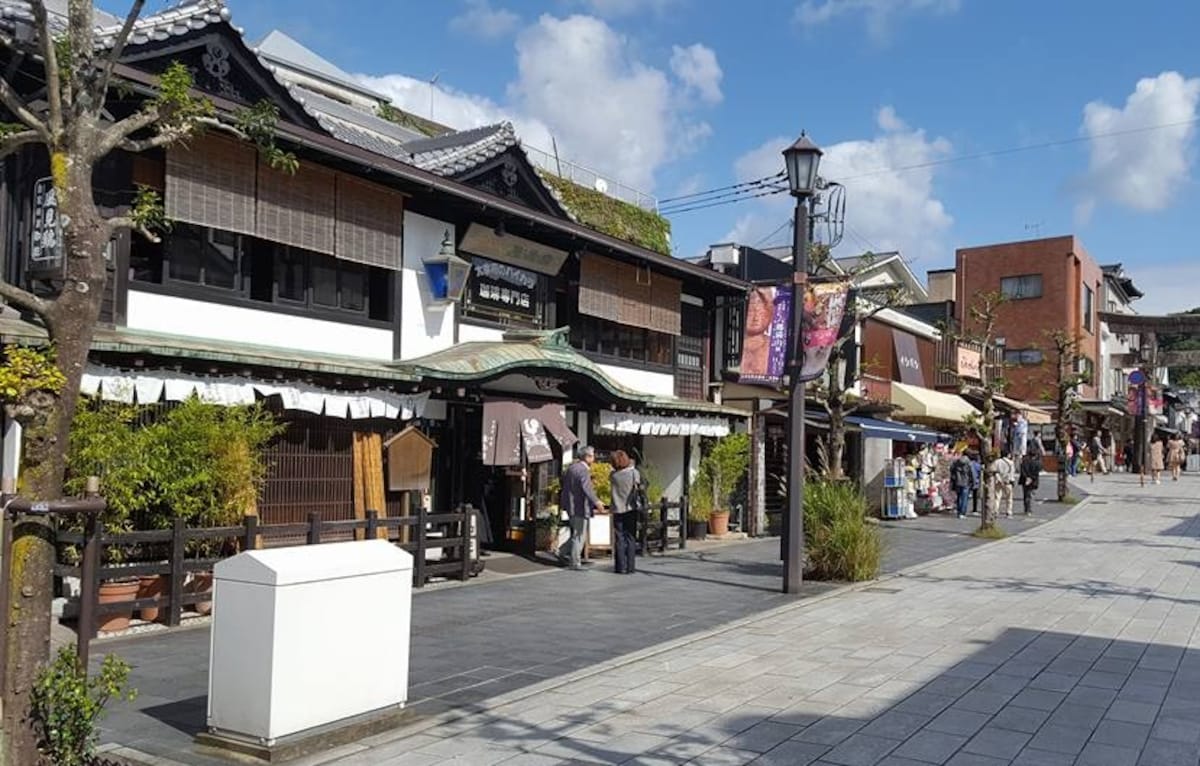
[
  {"left": 54, "top": 506, "right": 473, "bottom": 640},
  {"left": 640, "top": 497, "right": 688, "bottom": 554}
]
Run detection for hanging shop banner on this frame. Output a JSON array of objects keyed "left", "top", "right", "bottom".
[
  {"left": 467, "top": 257, "right": 539, "bottom": 319},
  {"left": 482, "top": 400, "right": 578, "bottom": 466},
  {"left": 28, "top": 176, "right": 65, "bottom": 278},
  {"left": 738, "top": 284, "right": 792, "bottom": 385},
  {"left": 798, "top": 279, "right": 852, "bottom": 383}
]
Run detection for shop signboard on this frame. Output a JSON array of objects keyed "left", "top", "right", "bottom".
[
  {"left": 956, "top": 346, "right": 982, "bottom": 380},
  {"left": 467, "top": 257, "right": 539, "bottom": 320},
  {"left": 29, "top": 176, "right": 65, "bottom": 278}
]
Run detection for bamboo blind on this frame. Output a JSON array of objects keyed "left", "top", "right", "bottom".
[
  {"left": 257, "top": 159, "right": 336, "bottom": 255},
  {"left": 335, "top": 175, "right": 403, "bottom": 270},
  {"left": 352, "top": 431, "right": 388, "bottom": 540},
  {"left": 164, "top": 133, "right": 257, "bottom": 237},
  {"left": 578, "top": 253, "right": 681, "bottom": 336}
]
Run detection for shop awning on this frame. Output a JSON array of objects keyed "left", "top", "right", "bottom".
[
  {"left": 891, "top": 382, "right": 978, "bottom": 425},
  {"left": 964, "top": 390, "right": 1052, "bottom": 425},
  {"left": 597, "top": 411, "right": 730, "bottom": 437},
  {"left": 1079, "top": 401, "right": 1125, "bottom": 417},
  {"left": 849, "top": 416, "right": 945, "bottom": 444}
]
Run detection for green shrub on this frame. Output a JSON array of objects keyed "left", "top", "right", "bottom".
[
  {"left": 31, "top": 647, "right": 136, "bottom": 766},
  {"left": 972, "top": 525, "right": 1008, "bottom": 540},
  {"left": 690, "top": 434, "right": 749, "bottom": 515},
  {"left": 804, "top": 479, "right": 882, "bottom": 581}
]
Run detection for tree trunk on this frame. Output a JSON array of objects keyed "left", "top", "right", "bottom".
[
  {"left": 2, "top": 155, "right": 107, "bottom": 766},
  {"left": 978, "top": 398, "right": 996, "bottom": 532},
  {"left": 827, "top": 402, "right": 846, "bottom": 481}
]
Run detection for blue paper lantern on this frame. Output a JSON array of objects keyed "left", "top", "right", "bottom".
[{"left": 423, "top": 230, "right": 472, "bottom": 304}]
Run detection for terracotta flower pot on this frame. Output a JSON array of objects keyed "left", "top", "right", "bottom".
[
  {"left": 708, "top": 511, "right": 731, "bottom": 537},
  {"left": 97, "top": 579, "right": 140, "bottom": 633},
  {"left": 188, "top": 572, "right": 214, "bottom": 616},
  {"left": 137, "top": 575, "right": 164, "bottom": 622}
]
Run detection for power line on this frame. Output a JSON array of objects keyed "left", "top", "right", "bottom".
[
  {"left": 838, "top": 117, "right": 1200, "bottom": 181},
  {"left": 753, "top": 218, "right": 793, "bottom": 248},
  {"left": 660, "top": 178, "right": 787, "bottom": 215},
  {"left": 659, "top": 171, "right": 784, "bottom": 204},
  {"left": 660, "top": 186, "right": 789, "bottom": 215}
]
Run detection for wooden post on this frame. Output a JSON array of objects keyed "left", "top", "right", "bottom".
[
  {"left": 415, "top": 500, "right": 427, "bottom": 587},
  {"left": 638, "top": 501, "right": 648, "bottom": 555},
  {"left": 243, "top": 514, "right": 259, "bottom": 552},
  {"left": 307, "top": 511, "right": 322, "bottom": 546},
  {"left": 365, "top": 509, "right": 378, "bottom": 541},
  {"left": 459, "top": 507, "right": 470, "bottom": 582},
  {"left": 659, "top": 497, "right": 669, "bottom": 553},
  {"left": 679, "top": 497, "right": 688, "bottom": 550},
  {"left": 78, "top": 512, "right": 100, "bottom": 660},
  {"left": 168, "top": 517, "right": 185, "bottom": 627}
]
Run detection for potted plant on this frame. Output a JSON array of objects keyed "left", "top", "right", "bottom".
[
  {"left": 534, "top": 513, "right": 560, "bottom": 552},
  {"left": 686, "top": 502, "right": 711, "bottom": 540},
  {"left": 694, "top": 434, "right": 750, "bottom": 537}
]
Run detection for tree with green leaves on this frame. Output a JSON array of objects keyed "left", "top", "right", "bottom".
[
  {"left": 0, "top": 3, "right": 293, "bottom": 760},
  {"left": 1045, "top": 330, "right": 1090, "bottom": 502}
]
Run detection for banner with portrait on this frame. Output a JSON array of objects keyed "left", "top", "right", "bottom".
[
  {"left": 738, "top": 284, "right": 792, "bottom": 385},
  {"left": 737, "top": 279, "right": 851, "bottom": 386}
]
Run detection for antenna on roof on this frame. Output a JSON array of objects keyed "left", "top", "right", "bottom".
[
  {"left": 1024, "top": 221, "right": 1043, "bottom": 237},
  {"left": 428, "top": 72, "right": 441, "bottom": 121}
]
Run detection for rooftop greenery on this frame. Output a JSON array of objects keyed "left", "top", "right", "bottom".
[{"left": 537, "top": 171, "right": 671, "bottom": 255}]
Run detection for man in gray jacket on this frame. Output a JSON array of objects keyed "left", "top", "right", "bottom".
[{"left": 559, "top": 446, "right": 605, "bottom": 570}]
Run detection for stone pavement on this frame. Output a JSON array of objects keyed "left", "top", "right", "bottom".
[
  {"left": 292, "top": 472, "right": 1196, "bottom": 766},
  {"left": 93, "top": 490, "right": 1073, "bottom": 765}
]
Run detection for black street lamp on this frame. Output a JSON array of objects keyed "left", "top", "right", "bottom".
[{"left": 782, "top": 132, "right": 822, "bottom": 595}]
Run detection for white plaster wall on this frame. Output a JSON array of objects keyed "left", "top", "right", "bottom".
[
  {"left": 126, "top": 291, "right": 393, "bottom": 360},
  {"left": 399, "top": 212, "right": 456, "bottom": 360},
  {"left": 457, "top": 323, "right": 505, "bottom": 344},
  {"left": 641, "top": 437, "right": 685, "bottom": 500},
  {"left": 861, "top": 437, "right": 893, "bottom": 512},
  {"left": 597, "top": 363, "right": 675, "bottom": 398}
]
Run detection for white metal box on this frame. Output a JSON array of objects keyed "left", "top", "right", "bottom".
[{"left": 207, "top": 540, "right": 413, "bottom": 745}]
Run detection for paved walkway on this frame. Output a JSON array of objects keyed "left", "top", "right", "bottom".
[
  {"left": 277, "top": 472, "right": 1196, "bottom": 766},
  {"left": 93, "top": 491, "right": 1072, "bottom": 765}
]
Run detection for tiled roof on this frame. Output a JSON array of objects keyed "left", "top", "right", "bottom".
[
  {"left": 406, "top": 122, "right": 519, "bottom": 176},
  {"left": 255, "top": 30, "right": 388, "bottom": 102}
]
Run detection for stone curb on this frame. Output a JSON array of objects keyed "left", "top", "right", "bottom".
[{"left": 359, "top": 493, "right": 1094, "bottom": 749}]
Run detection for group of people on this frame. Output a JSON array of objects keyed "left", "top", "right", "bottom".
[
  {"left": 949, "top": 447, "right": 1043, "bottom": 519},
  {"left": 1147, "top": 432, "right": 1188, "bottom": 484},
  {"left": 556, "top": 445, "right": 645, "bottom": 574}
]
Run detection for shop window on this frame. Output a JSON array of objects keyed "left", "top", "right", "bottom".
[
  {"left": 167, "top": 224, "right": 241, "bottom": 289},
  {"left": 1000, "top": 274, "right": 1043, "bottom": 300},
  {"left": 1003, "top": 348, "right": 1043, "bottom": 366},
  {"left": 1083, "top": 283, "right": 1095, "bottom": 332}
]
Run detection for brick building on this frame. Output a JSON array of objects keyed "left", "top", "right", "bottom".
[{"left": 955, "top": 236, "right": 1103, "bottom": 404}]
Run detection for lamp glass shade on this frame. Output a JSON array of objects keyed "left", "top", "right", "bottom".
[
  {"left": 423, "top": 230, "right": 472, "bottom": 304},
  {"left": 424, "top": 260, "right": 450, "bottom": 301},
  {"left": 782, "top": 133, "right": 823, "bottom": 196}
]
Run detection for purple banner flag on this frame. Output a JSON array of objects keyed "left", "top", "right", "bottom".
[{"left": 739, "top": 285, "right": 792, "bottom": 385}]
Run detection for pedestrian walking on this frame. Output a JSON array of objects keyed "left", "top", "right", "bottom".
[
  {"left": 1168, "top": 434, "right": 1186, "bottom": 481},
  {"left": 970, "top": 452, "right": 982, "bottom": 515},
  {"left": 608, "top": 450, "right": 642, "bottom": 575},
  {"left": 1019, "top": 450, "right": 1040, "bottom": 515},
  {"left": 1149, "top": 436, "right": 1165, "bottom": 485},
  {"left": 993, "top": 449, "right": 1016, "bottom": 518},
  {"left": 950, "top": 450, "right": 973, "bottom": 519},
  {"left": 1089, "top": 433, "right": 1107, "bottom": 480},
  {"left": 1123, "top": 442, "right": 1135, "bottom": 473},
  {"left": 1064, "top": 438, "right": 1075, "bottom": 477},
  {"left": 1070, "top": 433, "right": 1082, "bottom": 476},
  {"left": 558, "top": 446, "right": 605, "bottom": 570}
]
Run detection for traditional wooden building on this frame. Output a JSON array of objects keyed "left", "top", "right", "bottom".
[{"left": 0, "top": 0, "right": 747, "bottom": 547}]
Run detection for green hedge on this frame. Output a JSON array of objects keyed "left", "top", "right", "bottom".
[{"left": 804, "top": 480, "right": 882, "bottom": 581}]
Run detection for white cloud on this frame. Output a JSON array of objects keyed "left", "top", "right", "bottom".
[
  {"left": 730, "top": 107, "right": 953, "bottom": 261},
  {"left": 449, "top": 0, "right": 520, "bottom": 40},
  {"left": 359, "top": 13, "right": 717, "bottom": 193},
  {"left": 796, "top": 0, "right": 960, "bottom": 42},
  {"left": 1076, "top": 71, "right": 1200, "bottom": 222},
  {"left": 670, "top": 43, "right": 723, "bottom": 104}
]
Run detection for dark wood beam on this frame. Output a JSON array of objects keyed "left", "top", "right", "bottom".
[{"left": 1100, "top": 312, "right": 1200, "bottom": 335}]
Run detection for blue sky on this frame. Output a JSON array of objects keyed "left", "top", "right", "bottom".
[{"left": 199, "top": 0, "right": 1198, "bottom": 313}]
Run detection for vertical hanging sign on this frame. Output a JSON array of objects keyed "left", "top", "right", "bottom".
[
  {"left": 798, "top": 279, "right": 851, "bottom": 382},
  {"left": 29, "top": 176, "right": 65, "bottom": 278},
  {"left": 738, "top": 284, "right": 792, "bottom": 385}
]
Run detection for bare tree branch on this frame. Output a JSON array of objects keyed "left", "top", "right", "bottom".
[
  {"left": 95, "top": 0, "right": 146, "bottom": 103},
  {"left": 0, "top": 129, "right": 44, "bottom": 160},
  {"left": 0, "top": 76, "right": 50, "bottom": 139},
  {"left": 104, "top": 215, "right": 160, "bottom": 243},
  {"left": 0, "top": 279, "right": 48, "bottom": 319},
  {"left": 28, "top": 0, "right": 63, "bottom": 136}
]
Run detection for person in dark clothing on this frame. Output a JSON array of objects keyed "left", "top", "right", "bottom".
[
  {"left": 608, "top": 450, "right": 642, "bottom": 574},
  {"left": 950, "top": 451, "right": 973, "bottom": 519},
  {"left": 969, "top": 452, "right": 982, "bottom": 515},
  {"left": 558, "top": 446, "right": 605, "bottom": 570},
  {"left": 1019, "top": 450, "right": 1041, "bottom": 515}
]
